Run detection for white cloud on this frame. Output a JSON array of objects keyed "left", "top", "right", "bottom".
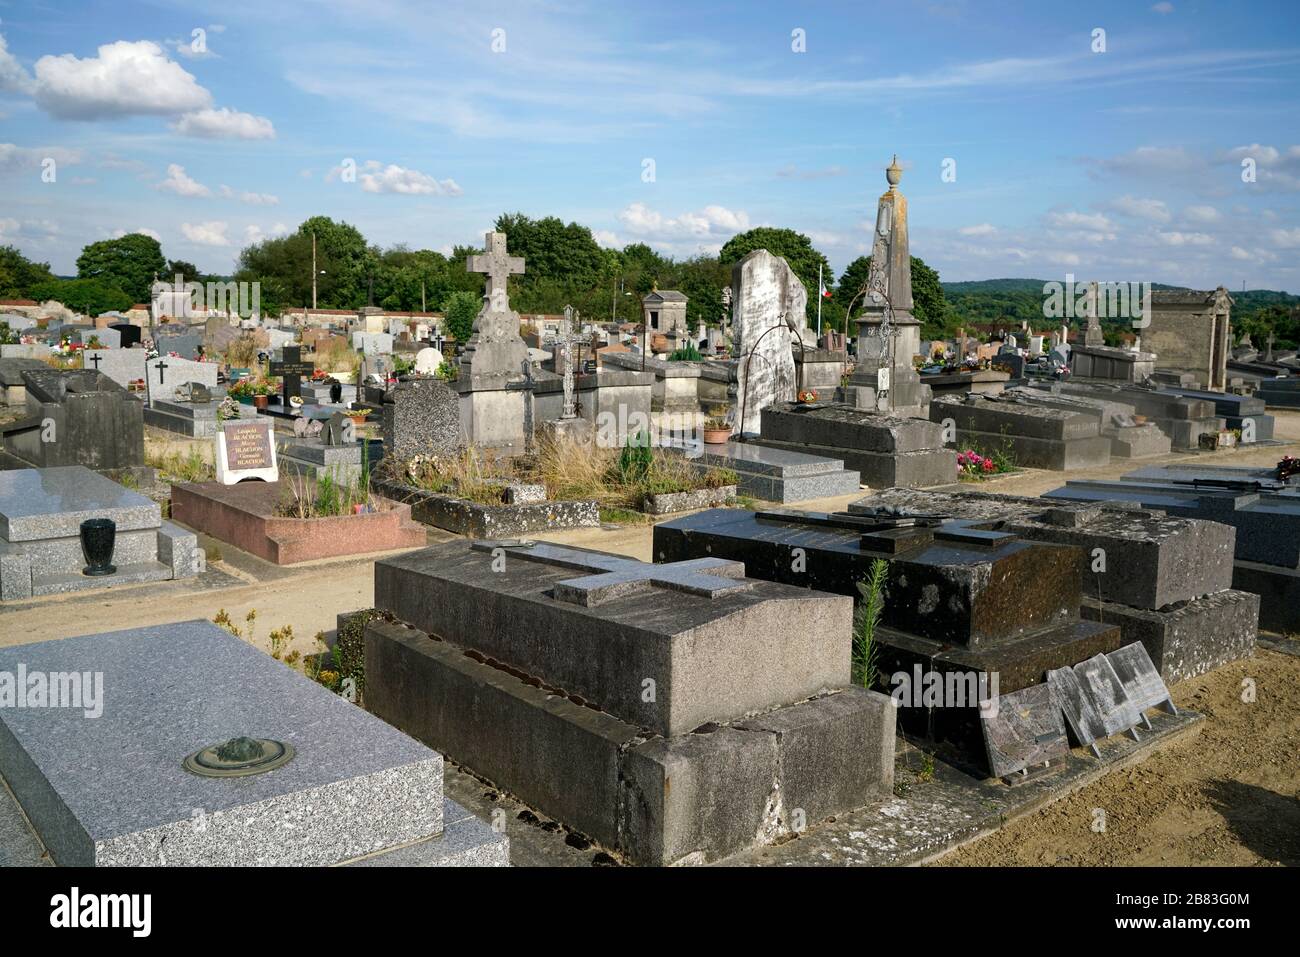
[
  {"left": 219, "top": 185, "right": 279, "bottom": 205},
  {"left": 1230, "top": 246, "right": 1253, "bottom": 260},
  {"left": 174, "top": 107, "right": 275, "bottom": 140},
  {"left": 592, "top": 229, "right": 620, "bottom": 248},
  {"left": 33, "top": 40, "right": 211, "bottom": 119},
  {"left": 1270, "top": 228, "right": 1300, "bottom": 248},
  {"left": 1225, "top": 144, "right": 1280, "bottom": 165},
  {"left": 353, "top": 161, "right": 461, "bottom": 195},
  {"left": 618, "top": 202, "right": 750, "bottom": 239},
  {"left": 0, "top": 33, "right": 34, "bottom": 94},
  {"left": 0, "top": 143, "right": 82, "bottom": 173},
  {"left": 181, "top": 221, "right": 229, "bottom": 246},
  {"left": 958, "top": 223, "right": 998, "bottom": 236},
  {"left": 112, "top": 227, "right": 162, "bottom": 242},
  {"left": 1152, "top": 2, "right": 1175, "bottom": 14},
  {"left": 1046, "top": 210, "right": 1114, "bottom": 231},
  {"left": 1109, "top": 195, "right": 1170, "bottom": 222},
  {"left": 244, "top": 223, "right": 289, "bottom": 244},
  {"left": 157, "top": 164, "right": 210, "bottom": 197},
  {"left": 1183, "top": 205, "right": 1219, "bottom": 223},
  {"left": 1156, "top": 231, "right": 1214, "bottom": 246}
]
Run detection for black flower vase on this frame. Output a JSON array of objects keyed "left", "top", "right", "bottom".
[
  {"left": 329, "top": 382, "right": 343, "bottom": 403},
  {"left": 80, "top": 518, "right": 117, "bottom": 577}
]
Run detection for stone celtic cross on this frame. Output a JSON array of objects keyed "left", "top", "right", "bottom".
[{"left": 471, "top": 541, "right": 752, "bottom": 607}]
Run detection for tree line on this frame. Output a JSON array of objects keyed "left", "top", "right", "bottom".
[{"left": 5, "top": 216, "right": 1296, "bottom": 348}]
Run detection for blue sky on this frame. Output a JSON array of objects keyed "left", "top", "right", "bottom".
[{"left": 2, "top": 0, "right": 1299, "bottom": 291}]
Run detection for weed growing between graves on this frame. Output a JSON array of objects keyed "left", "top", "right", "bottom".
[
  {"left": 312, "top": 335, "right": 362, "bottom": 378},
  {"left": 852, "top": 558, "right": 888, "bottom": 689},
  {"left": 391, "top": 433, "right": 735, "bottom": 512},
  {"left": 146, "top": 446, "right": 215, "bottom": 483},
  {"left": 222, "top": 333, "right": 264, "bottom": 369},
  {"left": 213, "top": 607, "right": 338, "bottom": 687},
  {"left": 547, "top": 432, "right": 736, "bottom": 506},
  {"left": 276, "top": 467, "right": 377, "bottom": 518}
]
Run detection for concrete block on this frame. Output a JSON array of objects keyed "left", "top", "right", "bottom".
[{"left": 1081, "top": 590, "right": 1258, "bottom": 682}]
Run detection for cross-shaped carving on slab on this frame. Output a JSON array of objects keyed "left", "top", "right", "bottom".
[{"left": 471, "top": 540, "right": 752, "bottom": 607}]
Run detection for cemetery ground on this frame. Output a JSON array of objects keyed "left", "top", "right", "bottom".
[{"left": 1, "top": 416, "right": 1298, "bottom": 867}]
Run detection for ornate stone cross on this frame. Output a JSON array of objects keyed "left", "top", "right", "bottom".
[{"left": 556, "top": 305, "right": 585, "bottom": 419}]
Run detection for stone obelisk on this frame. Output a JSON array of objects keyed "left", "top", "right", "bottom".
[{"left": 841, "top": 156, "right": 928, "bottom": 417}]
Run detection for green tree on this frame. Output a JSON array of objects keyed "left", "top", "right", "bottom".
[
  {"left": 164, "top": 259, "right": 202, "bottom": 282},
  {"left": 30, "top": 278, "right": 132, "bottom": 316},
  {"left": 909, "top": 256, "right": 948, "bottom": 339},
  {"left": 718, "top": 227, "right": 834, "bottom": 324},
  {"left": 494, "top": 212, "right": 608, "bottom": 291},
  {"left": 835, "top": 255, "right": 873, "bottom": 312},
  {"left": 835, "top": 255, "right": 949, "bottom": 339},
  {"left": 443, "top": 290, "right": 480, "bottom": 344},
  {"left": 75, "top": 233, "right": 165, "bottom": 302},
  {"left": 0, "top": 245, "right": 57, "bottom": 298}
]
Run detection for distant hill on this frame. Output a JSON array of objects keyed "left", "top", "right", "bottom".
[{"left": 941, "top": 278, "right": 1189, "bottom": 294}]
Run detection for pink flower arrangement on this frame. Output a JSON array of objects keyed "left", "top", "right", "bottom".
[{"left": 957, "top": 450, "right": 996, "bottom": 475}]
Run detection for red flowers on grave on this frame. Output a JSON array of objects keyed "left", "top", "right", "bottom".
[
  {"left": 957, "top": 449, "right": 996, "bottom": 476},
  {"left": 797, "top": 388, "right": 818, "bottom": 404}
]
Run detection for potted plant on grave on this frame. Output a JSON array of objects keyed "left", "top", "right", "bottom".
[
  {"left": 703, "top": 403, "right": 732, "bottom": 445},
  {"left": 797, "top": 387, "right": 819, "bottom": 405},
  {"left": 228, "top": 378, "right": 256, "bottom": 405}
]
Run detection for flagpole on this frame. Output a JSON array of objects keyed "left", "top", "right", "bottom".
[{"left": 816, "top": 263, "right": 823, "bottom": 337}]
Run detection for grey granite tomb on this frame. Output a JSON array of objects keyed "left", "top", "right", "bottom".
[
  {"left": 0, "top": 466, "right": 203, "bottom": 600},
  {"left": 0, "top": 620, "right": 507, "bottom": 866}
]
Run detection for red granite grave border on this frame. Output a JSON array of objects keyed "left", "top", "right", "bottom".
[{"left": 171, "top": 481, "right": 426, "bottom": 564}]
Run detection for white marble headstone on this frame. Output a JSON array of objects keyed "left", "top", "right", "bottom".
[{"left": 414, "top": 347, "right": 444, "bottom": 375}]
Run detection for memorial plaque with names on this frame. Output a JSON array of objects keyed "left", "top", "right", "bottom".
[
  {"left": 269, "top": 345, "right": 314, "bottom": 403},
  {"left": 979, "top": 683, "right": 1068, "bottom": 779},
  {"left": 216, "top": 420, "right": 278, "bottom": 484}
]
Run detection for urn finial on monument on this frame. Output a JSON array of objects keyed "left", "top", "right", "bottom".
[{"left": 886, "top": 154, "right": 902, "bottom": 190}]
